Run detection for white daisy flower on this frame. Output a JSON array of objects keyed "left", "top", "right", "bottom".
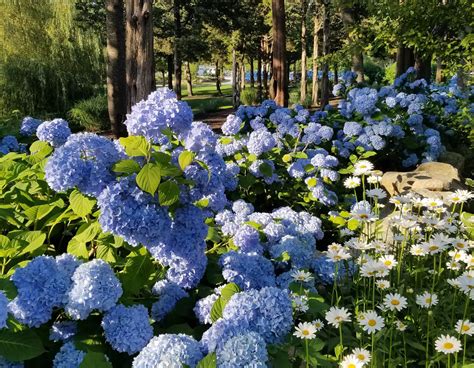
[
  {"left": 455, "top": 319, "right": 474, "bottom": 336},
  {"left": 434, "top": 335, "right": 462, "bottom": 354},
  {"left": 353, "top": 160, "right": 374, "bottom": 176},
  {"left": 366, "top": 188, "right": 387, "bottom": 200},
  {"left": 292, "top": 294, "right": 309, "bottom": 312},
  {"left": 379, "top": 255, "right": 398, "bottom": 270},
  {"left": 359, "top": 310, "right": 385, "bottom": 334},
  {"left": 367, "top": 174, "right": 382, "bottom": 184},
  {"left": 422, "top": 197, "right": 444, "bottom": 209},
  {"left": 312, "top": 319, "right": 324, "bottom": 331},
  {"left": 410, "top": 244, "right": 428, "bottom": 256},
  {"left": 395, "top": 320, "right": 407, "bottom": 332},
  {"left": 293, "top": 321, "right": 317, "bottom": 340},
  {"left": 350, "top": 208, "right": 377, "bottom": 222},
  {"left": 325, "top": 306, "right": 352, "bottom": 328},
  {"left": 457, "top": 270, "right": 474, "bottom": 299},
  {"left": 344, "top": 176, "right": 361, "bottom": 189},
  {"left": 291, "top": 270, "right": 314, "bottom": 283},
  {"left": 376, "top": 279, "right": 390, "bottom": 290},
  {"left": 383, "top": 293, "right": 408, "bottom": 312},
  {"left": 340, "top": 354, "right": 364, "bottom": 368},
  {"left": 448, "top": 190, "right": 474, "bottom": 204},
  {"left": 351, "top": 347, "right": 371, "bottom": 364},
  {"left": 416, "top": 292, "right": 439, "bottom": 308}
]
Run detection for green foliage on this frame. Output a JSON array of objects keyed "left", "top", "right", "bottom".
[
  {"left": 240, "top": 87, "right": 259, "bottom": 106},
  {"left": 0, "top": 0, "right": 104, "bottom": 116},
  {"left": 68, "top": 95, "right": 109, "bottom": 132},
  {"left": 384, "top": 63, "right": 396, "bottom": 84},
  {"left": 363, "top": 59, "right": 384, "bottom": 85}
]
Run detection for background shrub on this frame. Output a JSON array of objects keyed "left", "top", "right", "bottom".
[{"left": 68, "top": 95, "right": 109, "bottom": 132}]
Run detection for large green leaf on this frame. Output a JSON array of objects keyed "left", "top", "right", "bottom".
[
  {"left": 118, "top": 136, "right": 150, "bottom": 157},
  {"left": 112, "top": 159, "right": 141, "bottom": 175},
  {"left": 70, "top": 190, "right": 96, "bottom": 218},
  {"left": 79, "top": 352, "right": 112, "bottom": 368},
  {"left": 119, "top": 247, "right": 156, "bottom": 295},
  {"left": 196, "top": 353, "right": 217, "bottom": 368},
  {"left": 0, "top": 330, "right": 45, "bottom": 361},
  {"left": 136, "top": 163, "right": 161, "bottom": 195},
  {"left": 210, "top": 283, "right": 240, "bottom": 322},
  {"left": 158, "top": 180, "right": 179, "bottom": 206},
  {"left": 178, "top": 150, "right": 195, "bottom": 170}
]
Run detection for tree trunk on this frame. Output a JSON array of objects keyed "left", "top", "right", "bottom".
[
  {"left": 435, "top": 57, "right": 443, "bottom": 83},
  {"left": 232, "top": 49, "right": 240, "bottom": 108},
  {"left": 300, "top": 0, "right": 308, "bottom": 104},
  {"left": 125, "top": 0, "right": 154, "bottom": 113},
  {"left": 263, "top": 37, "right": 269, "bottom": 98},
  {"left": 257, "top": 47, "right": 263, "bottom": 102},
  {"left": 173, "top": 0, "right": 182, "bottom": 99},
  {"left": 414, "top": 53, "right": 432, "bottom": 83},
  {"left": 396, "top": 46, "right": 415, "bottom": 77},
  {"left": 333, "top": 65, "right": 338, "bottom": 84},
  {"left": 341, "top": 6, "right": 364, "bottom": 83},
  {"left": 240, "top": 61, "right": 246, "bottom": 90},
  {"left": 185, "top": 61, "right": 193, "bottom": 96},
  {"left": 311, "top": 9, "right": 320, "bottom": 107},
  {"left": 106, "top": 0, "right": 127, "bottom": 138},
  {"left": 161, "top": 70, "right": 165, "bottom": 86},
  {"left": 250, "top": 57, "right": 255, "bottom": 87},
  {"left": 216, "top": 60, "right": 222, "bottom": 95},
  {"left": 320, "top": 0, "right": 330, "bottom": 109},
  {"left": 272, "top": 0, "right": 288, "bottom": 107},
  {"left": 167, "top": 54, "right": 173, "bottom": 89}
]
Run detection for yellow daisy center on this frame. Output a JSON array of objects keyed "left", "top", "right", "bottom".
[
  {"left": 302, "top": 330, "right": 310, "bottom": 335},
  {"left": 426, "top": 298, "right": 432, "bottom": 304},
  {"left": 443, "top": 342, "right": 454, "bottom": 350},
  {"left": 384, "top": 261, "right": 392, "bottom": 266},
  {"left": 391, "top": 299, "right": 400, "bottom": 305},
  {"left": 368, "top": 319, "right": 377, "bottom": 327},
  {"left": 357, "top": 354, "right": 365, "bottom": 360},
  {"left": 462, "top": 325, "right": 470, "bottom": 332},
  {"left": 429, "top": 245, "right": 439, "bottom": 251},
  {"left": 348, "top": 364, "right": 357, "bottom": 368}
]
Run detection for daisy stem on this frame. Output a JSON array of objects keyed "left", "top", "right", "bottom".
[
  {"left": 461, "top": 297, "right": 470, "bottom": 365},
  {"left": 448, "top": 353, "right": 451, "bottom": 368},
  {"left": 372, "top": 276, "right": 376, "bottom": 309},
  {"left": 462, "top": 334, "right": 467, "bottom": 366},
  {"left": 305, "top": 339, "right": 309, "bottom": 368},
  {"left": 371, "top": 332, "right": 375, "bottom": 368},
  {"left": 425, "top": 312, "right": 431, "bottom": 368},
  {"left": 362, "top": 175, "right": 366, "bottom": 202},
  {"left": 339, "top": 324, "right": 343, "bottom": 358}
]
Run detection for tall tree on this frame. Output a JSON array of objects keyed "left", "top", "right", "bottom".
[
  {"left": 271, "top": 0, "right": 288, "bottom": 107},
  {"left": 340, "top": 3, "right": 364, "bottom": 82},
  {"left": 125, "top": 0, "right": 155, "bottom": 112},
  {"left": 311, "top": 2, "right": 322, "bottom": 106},
  {"left": 106, "top": 0, "right": 127, "bottom": 138},
  {"left": 319, "top": 0, "right": 330, "bottom": 108},
  {"left": 300, "top": 0, "right": 308, "bottom": 103},
  {"left": 173, "top": 0, "right": 182, "bottom": 99}
]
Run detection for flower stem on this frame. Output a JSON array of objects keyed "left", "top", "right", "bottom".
[{"left": 305, "top": 339, "right": 309, "bottom": 368}]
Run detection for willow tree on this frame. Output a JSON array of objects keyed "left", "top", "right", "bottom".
[{"left": 0, "top": 0, "right": 103, "bottom": 115}]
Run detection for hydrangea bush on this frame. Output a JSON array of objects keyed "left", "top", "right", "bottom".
[{"left": 0, "top": 80, "right": 472, "bottom": 367}]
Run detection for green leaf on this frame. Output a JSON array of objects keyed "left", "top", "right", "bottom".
[
  {"left": 79, "top": 351, "right": 112, "bottom": 368},
  {"left": 112, "top": 159, "right": 141, "bottom": 175},
  {"left": 158, "top": 181, "right": 180, "bottom": 207},
  {"left": 282, "top": 154, "right": 292, "bottom": 163},
  {"left": 210, "top": 283, "right": 240, "bottom": 322},
  {"left": 136, "top": 163, "right": 161, "bottom": 195},
  {"left": 210, "top": 298, "right": 224, "bottom": 323},
  {"left": 178, "top": 150, "right": 195, "bottom": 170},
  {"left": 197, "top": 353, "right": 217, "bottom": 368},
  {"left": 119, "top": 247, "right": 155, "bottom": 296},
  {"left": 70, "top": 190, "right": 96, "bottom": 218},
  {"left": 0, "top": 329, "right": 45, "bottom": 361},
  {"left": 13, "top": 231, "right": 46, "bottom": 256},
  {"left": 67, "top": 239, "right": 89, "bottom": 259},
  {"left": 259, "top": 162, "right": 273, "bottom": 177},
  {"left": 347, "top": 219, "right": 359, "bottom": 231},
  {"left": 195, "top": 198, "right": 209, "bottom": 208},
  {"left": 119, "top": 136, "right": 150, "bottom": 157},
  {"left": 269, "top": 349, "right": 292, "bottom": 368}
]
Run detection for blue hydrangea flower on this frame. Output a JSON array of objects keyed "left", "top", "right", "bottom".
[
  {"left": 19, "top": 116, "right": 42, "bottom": 136},
  {"left": 402, "top": 153, "right": 419, "bottom": 168},
  {"left": 132, "top": 334, "right": 203, "bottom": 368},
  {"left": 221, "top": 115, "right": 242, "bottom": 135},
  {"left": 0, "top": 357, "right": 23, "bottom": 368},
  {"left": 49, "top": 321, "right": 77, "bottom": 342},
  {"left": 232, "top": 225, "right": 263, "bottom": 254},
  {"left": 1, "top": 136, "right": 19, "bottom": 152},
  {"left": 45, "top": 133, "right": 123, "bottom": 196},
  {"left": 53, "top": 342, "right": 85, "bottom": 368},
  {"left": 8, "top": 255, "right": 78, "bottom": 327},
  {"left": 270, "top": 235, "right": 315, "bottom": 269},
  {"left": 194, "top": 294, "right": 219, "bottom": 325},
  {"left": 247, "top": 129, "right": 276, "bottom": 156},
  {"left": 311, "top": 256, "right": 357, "bottom": 284},
  {"left": 125, "top": 88, "right": 193, "bottom": 143},
  {"left": 217, "top": 332, "right": 268, "bottom": 367},
  {"left": 182, "top": 122, "right": 217, "bottom": 153},
  {"left": 102, "top": 304, "right": 153, "bottom": 355},
  {"left": 201, "top": 319, "right": 248, "bottom": 353},
  {"left": 151, "top": 280, "right": 188, "bottom": 321},
  {"left": 222, "top": 287, "right": 293, "bottom": 344},
  {"left": 36, "top": 119, "right": 71, "bottom": 147},
  {"left": 65, "top": 259, "right": 123, "bottom": 320},
  {"left": 220, "top": 251, "right": 276, "bottom": 290},
  {"left": 98, "top": 177, "right": 172, "bottom": 248},
  {"left": 0, "top": 291, "right": 8, "bottom": 329},
  {"left": 343, "top": 121, "right": 363, "bottom": 137}
]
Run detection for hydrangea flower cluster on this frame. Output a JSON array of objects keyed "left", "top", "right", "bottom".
[
  {"left": 201, "top": 287, "right": 293, "bottom": 352},
  {"left": 0, "top": 135, "right": 20, "bottom": 155},
  {"left": 217, "top": 332, "right": 269, "bottom": 367},
  {"left": 49, "top": 321, "right": 77, "bottom": 342},
  {"left": 151, "top": 280, "right": 188, "bottom": 321},
  {"left": 65, "top": 259, "right": 122, "bottom": 320},
  {"left": 45, "top": 133, "right": 124, "bottom": 196},
  {"left": 0, "top": 291, "right": 8, "bottom": 329},
  {"left": 132, "top": 334, "right": 203, "bottom": 368},
  {"left": 102, "top": 304, "right": 153, "bottom": 354},
  {"left": 125, "top": 88, "right": 193, "bottom": 143},
  {"left": 52, "top": 342, "right": 85, "bottom": 368},
  {"left": 8, "top": 255, "right": 79, "bottom": 327},
  {"left": 36, "top": 118, "right": 71, "bottom": 147},
  {"left": 19, "top": 116, "right": 42, "bottom": 136}
]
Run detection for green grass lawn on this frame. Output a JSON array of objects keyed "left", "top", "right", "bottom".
[{"left": 181, "top": 82, "right": 233, "bottom": 117}]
